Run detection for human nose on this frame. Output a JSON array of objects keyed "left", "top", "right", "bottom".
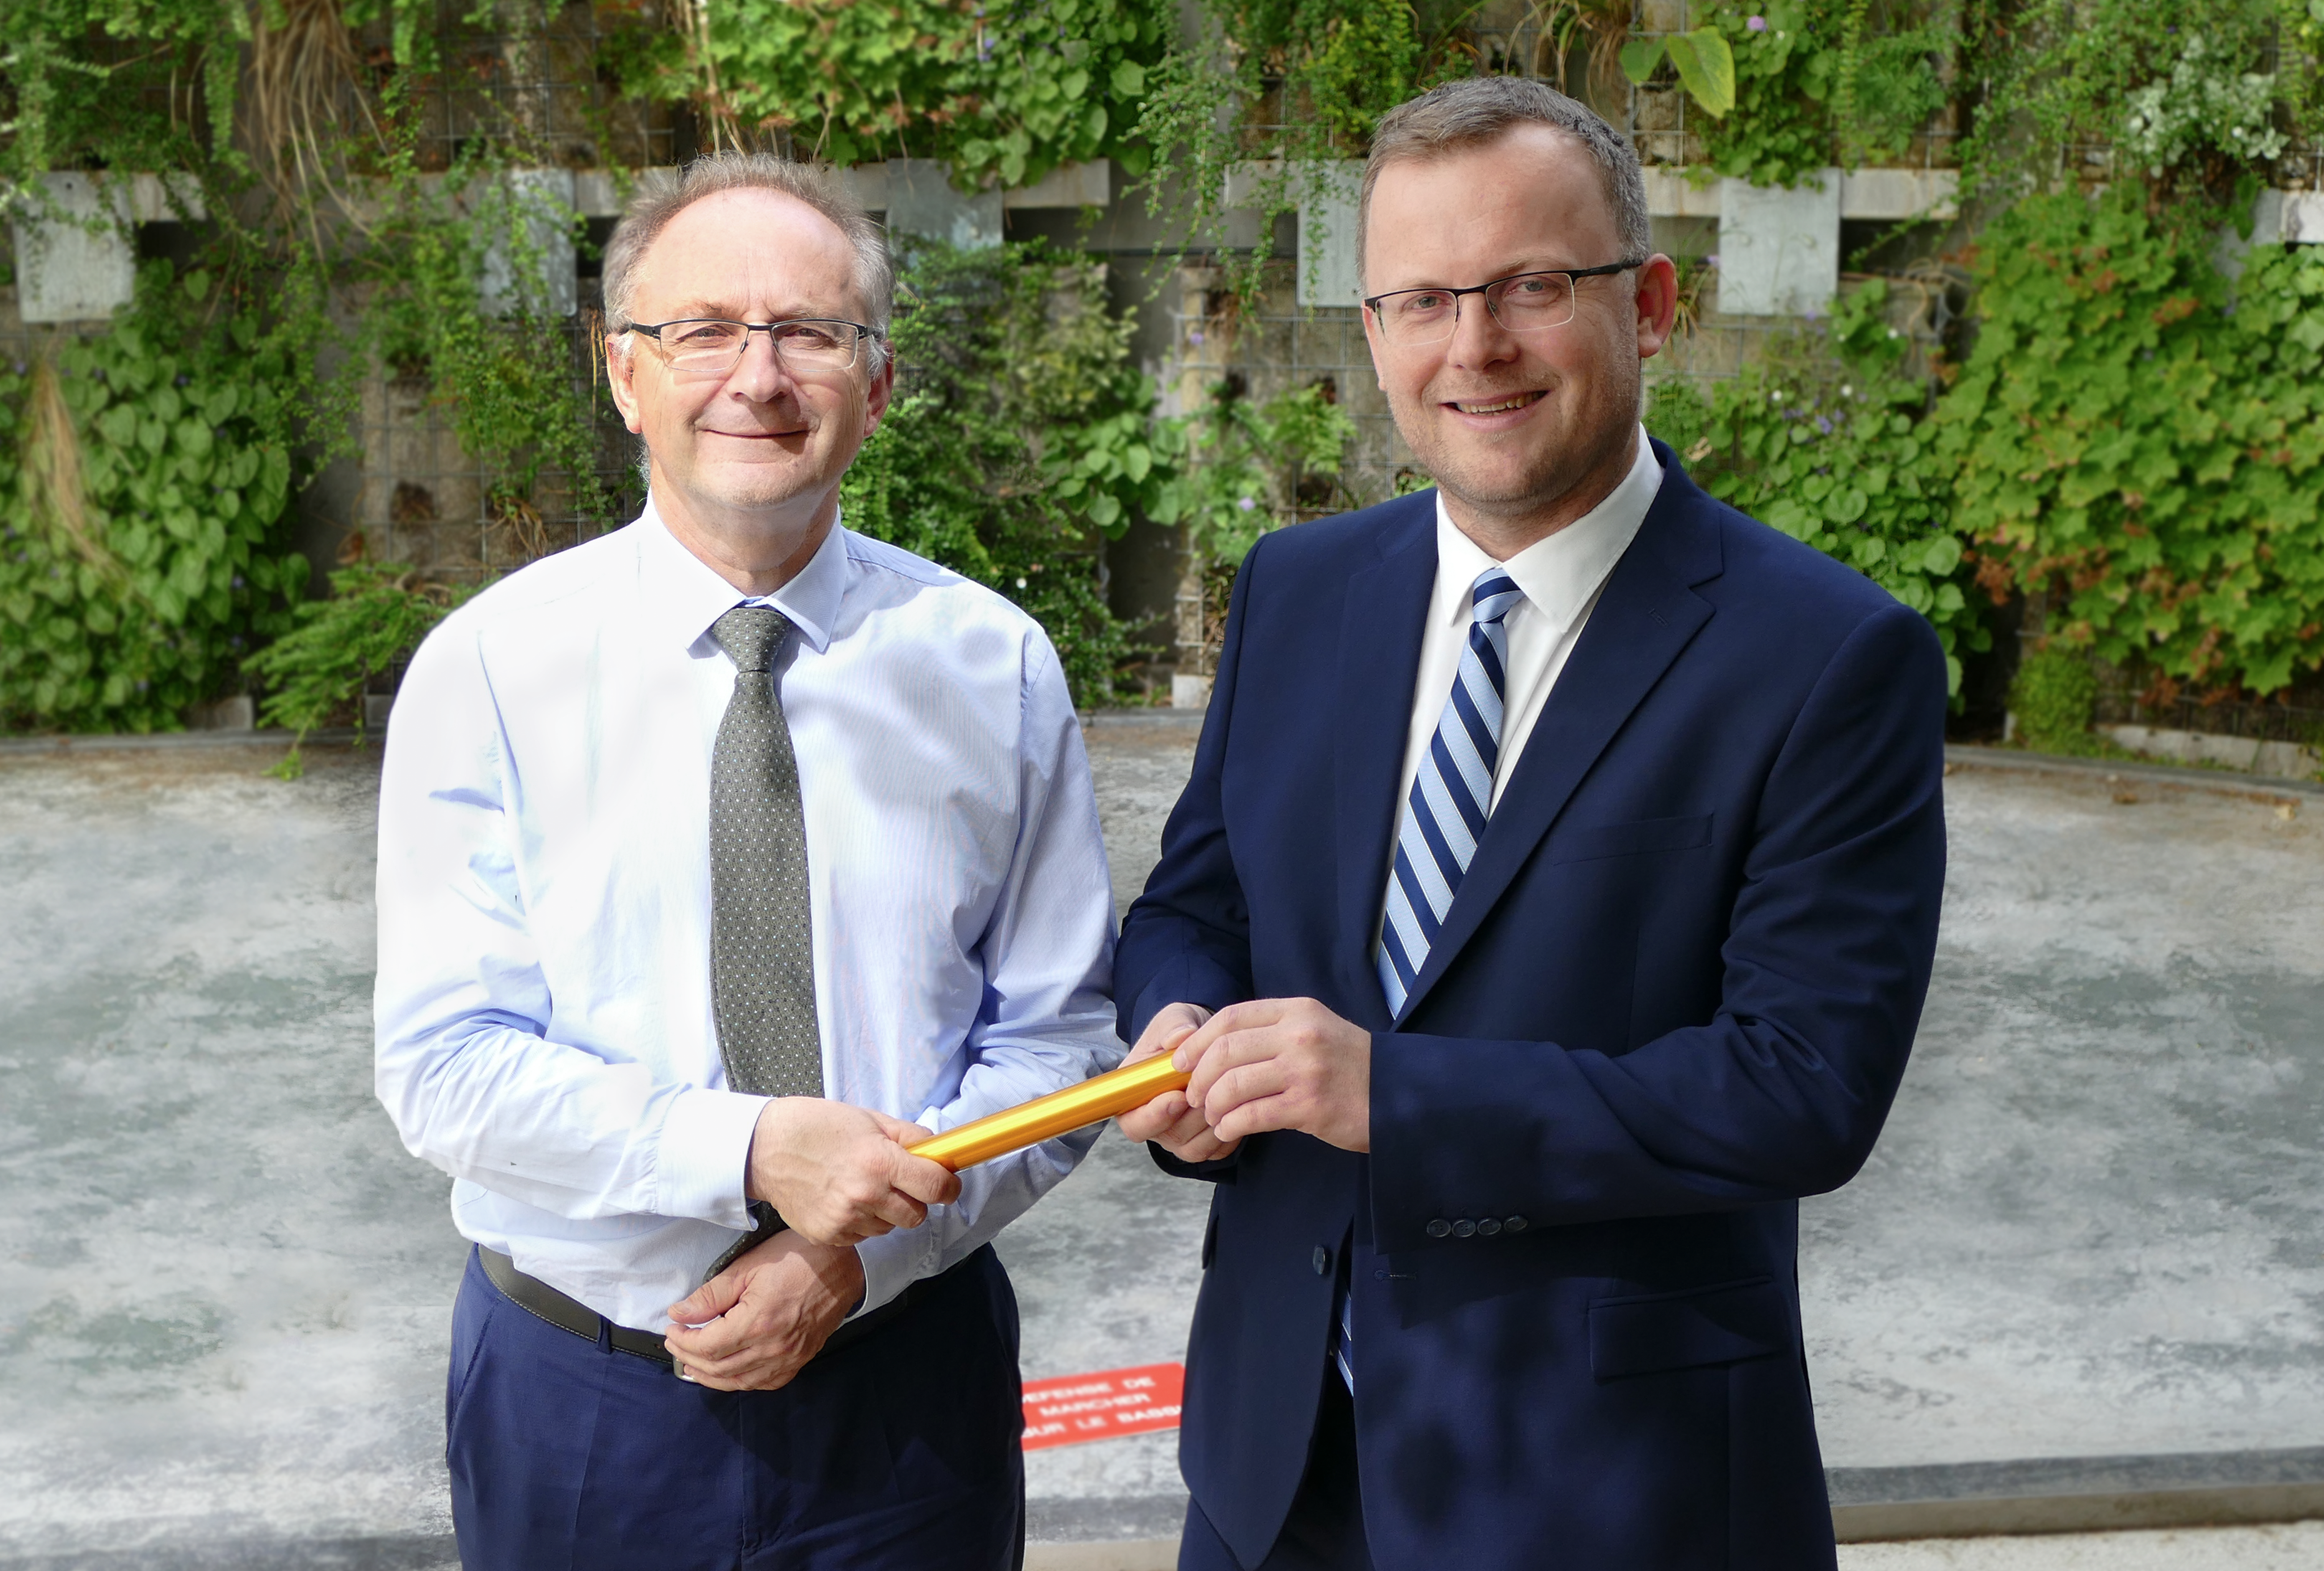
[
  {"left": 723, "top": 326, "right": 798, "bottom": 402},
  {"left": 1444, "top": 288, "right": 1520, "bottom": 370}
]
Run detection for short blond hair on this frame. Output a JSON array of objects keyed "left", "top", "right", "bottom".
[{"left": 1360, "top": 78, "right": 1651, "bottom": 289}]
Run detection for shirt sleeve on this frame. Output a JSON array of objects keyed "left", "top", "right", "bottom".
[
  {"left": 851, "top": 630, "right": 1124, "bottom": 1315},
  {"left": 373, "top": 612, "right": 768, "bottom": 1230}
]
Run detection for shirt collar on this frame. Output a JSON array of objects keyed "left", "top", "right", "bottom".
[
  {"left": 1430, "top": 424, "right": 1663, "bottom": 633},
  {"left": 637, "top": 496, "right": 849, "bottom": 656}
]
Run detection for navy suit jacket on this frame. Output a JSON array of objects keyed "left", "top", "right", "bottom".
[{"left": 1114, "top": 445, "right": 1948, "bottom": 1569}]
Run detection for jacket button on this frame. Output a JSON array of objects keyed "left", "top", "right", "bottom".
[
  {"left": 1505, "top": 1215, "right": 1529, "bottom": 1233},
  {"left": 1476, "top": 1217, "right": 1502, "bottom": 1236},
  {"left": 1452, "top": 1219, "right": 1477, "bottom": 1239},
  {"left": 1426, "top": 1218, "right": 1451, "bottom": 1239},
  {"left": 1312, "top": 1246, "right": 1332, "bottom": 1275}
]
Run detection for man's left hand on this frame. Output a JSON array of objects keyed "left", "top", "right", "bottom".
[
  {"left": 662, "top": 1230, "right": 866, "bottom": 1392},
  {"left": 1181, "top": 997, "right": 1371, "bottom": 1153}
]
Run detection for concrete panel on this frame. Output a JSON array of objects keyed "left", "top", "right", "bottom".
[
  {"left": 2284, "top": 192, "right": 2324, "bottom": 245},
  {"left": 1718, "top": 171, "right": 1841, "bottom": 315},
  {"left": 884, "top": 158, "right": 1003, "bottom": 250},
  {"left": 2099, "top": 724, "right": 2321, "bottom": 781},
  {"left": 11, "top": 173, "right": 137, "bottom": 324},
  {"left": 1643, "top": 168, "right": 1722, "bottom": 219},
  {"left": 1005, "top": 161, "right": 1111, "bottom": 210},
  {"left": 1292, "top": 161, "right": 1363, "bottom": 309},
  {"left": 1840, "top": 167, "right": 1960, "bottom": 220},
  {"left": 475, "top": 168, "right": 578, "bottom": 318}
]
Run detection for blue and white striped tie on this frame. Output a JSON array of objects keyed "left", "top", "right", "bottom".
[
  {"left": 1337, "top": 568, "right": 1520, "bottom": 1396},
  {"left": 1376, "top": 567, "right": 1523, "bottom": 1015}
]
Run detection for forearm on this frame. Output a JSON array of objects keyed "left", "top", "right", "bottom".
[
  {"left": 853, "top": 1124, "right": 1101, "bottom": 1311},
  {"left": 377, "top": 1016, "right": 765, "bottom": 1225}
]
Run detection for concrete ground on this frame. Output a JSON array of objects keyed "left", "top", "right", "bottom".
[{"left": 2, "top": 720, "right": 2321, "bottom": 1565}]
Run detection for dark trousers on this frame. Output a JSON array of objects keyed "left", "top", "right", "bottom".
[
  {"left": 1179, "top": 1369, "right": 1373, "bottom": 1571},
  {"left": 447, "top": 1243, "right": 1025, "bottom": 1571}
]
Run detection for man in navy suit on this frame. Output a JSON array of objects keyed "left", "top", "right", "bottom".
[{"left": 1116, "top": 77, "right": 1947, "bottom": 1570}]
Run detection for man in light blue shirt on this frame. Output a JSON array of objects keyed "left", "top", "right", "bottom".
[{"left": 374, "top": 152, "right": 1122, "bottom": 1571}]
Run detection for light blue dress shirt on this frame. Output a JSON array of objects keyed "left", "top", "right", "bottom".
[{"left": 374, "top": 505, "right": 1123, "bottom": 1330}]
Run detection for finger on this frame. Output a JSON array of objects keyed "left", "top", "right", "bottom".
[
  {"left": 1187, "top": 1027, "right": 1282, "bottom": 1107},
  {"left": 890, "top": 1153, "right": 962, "bottom": 1207},
  {"left": 666, "top": 1269, "right": 745, "bottom": 1329},
  {"left": 1175, "top": 999, "right": 1288, "bottom": 1061},
  {"left": 1211, "top": 1092, "right": 1299, "bottom": 1146},
  {"left": 1199, "top": 1056, "right": 1290, "bottom": 1123},
  {"left": 868, "top": 1109, "right": 932, "bottom": 1144},
  {"left": 1117, "top": 1089, "right": 1193, "bottom": 1141}
]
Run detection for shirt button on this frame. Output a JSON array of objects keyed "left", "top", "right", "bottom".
[
  {"left": 1477, "top": 1218, "right": 1502, "bottom": 1236},
  {"left": 1505, "top": 1215, "right": 1530, "bottom": 1233},
  {"left": 1312, "top": 1246, "right": 1332, "bottom": 1275},
  {"left": 1426, "top": 1218, "right": 1452, "bottom": 1239},
  {"left": 1452, "top": 1219, "right": 1477, "bottom": 1239}
]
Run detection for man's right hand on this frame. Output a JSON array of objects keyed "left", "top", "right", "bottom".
[
  {"left": 1116, "top": 1002, "right": 1242, "bottom": 1164},
  {"left": 745, "top": 1098, "right": 961, "bottom": 1246}
]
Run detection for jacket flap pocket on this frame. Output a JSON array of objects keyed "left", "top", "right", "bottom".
[
  {"left": 1589, "top": 1275, "right": 1785, "bottom": 1381},
  {"left": 1547, "top": 813, "right": 1713, "bottom": 865}
]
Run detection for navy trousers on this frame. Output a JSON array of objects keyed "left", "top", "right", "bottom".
[
  {"left": 447, "top": 1243, "right": 1025, "bottom": 1571},
  {"left": 1178, "top": 1368, "right": 1373, "bottom": 1571}
]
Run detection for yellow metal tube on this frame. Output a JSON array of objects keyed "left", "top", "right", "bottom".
[{"left": 907, "top": 1052, "right": 1194, "bottom": 1172}]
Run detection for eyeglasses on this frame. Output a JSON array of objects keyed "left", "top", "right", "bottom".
[
  {"left": 1364, "top": 261, "right": 1647, "bottom": 347},
  {"left": 623, "top": 317, "right": 880, "bottom": 374}
]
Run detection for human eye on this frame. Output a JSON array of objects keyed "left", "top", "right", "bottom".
[
  {"left": 777, "top": 321, "right": 847, "bottom": 353},
  {"left": 1507, "top": 275, "right": 1556, "bottom": 296},
  {"left": 668, "top": 320, "right": 741, "bottom": 347},
  {"left": 1395, "top": 291, "right": 1451, "bottom": 317}
]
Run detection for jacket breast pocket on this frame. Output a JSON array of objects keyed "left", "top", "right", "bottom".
[
  {"left": 1589, "top": 1274, "right": 1787, "bottom": 1381},
  {"left": 1547, "top": 812, "right": 1714, "bottom": 866}
]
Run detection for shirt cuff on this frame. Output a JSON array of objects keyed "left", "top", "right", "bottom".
[
  {"left": 850, "top": 1215, "right": 940, "bottom": 1318},
  {"left": 656, "top": 1087, "right": 769, "bottom": 1228}
]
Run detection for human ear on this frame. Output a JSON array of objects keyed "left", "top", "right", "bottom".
[
  {"left": 605, "top": 332, "right": 647, "bottom": 436},
  {"left": 1633, "top": 255, "right": 1679, "bottom": 361}
]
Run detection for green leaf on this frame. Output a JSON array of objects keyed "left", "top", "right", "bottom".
[
  {"left": 1618, "top": 38, "right": 1666, "bottom": 86},
  {"left": 1664, "top": 29, "right": 1736, "bottom": 119},
  {"left": 1110, "top": 60, "right": 1145, "bottom": 97}
]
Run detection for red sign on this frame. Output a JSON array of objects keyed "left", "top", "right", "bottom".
[{"left": 1021, "top": 1361, "right": 1185, "bottom": 1451}]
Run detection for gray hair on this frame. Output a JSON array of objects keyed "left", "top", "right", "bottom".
[
  {"left": 601, "top": 152, "right": 894, "bottom": 374},
  {"left": 1360, "top": 77, "right": 1652, "bottom": 290}
]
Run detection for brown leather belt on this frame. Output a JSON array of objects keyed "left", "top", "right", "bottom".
[{"left": 477, "top": 1244, "right": 955, "bottom": 1375}]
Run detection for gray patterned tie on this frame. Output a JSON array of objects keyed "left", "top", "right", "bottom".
[
  {"left": 707, "top": 606, "right": 824, "bottom": 1101},
  {"left": 703, "top": 606, "right": 821, "bottom": 1279}
]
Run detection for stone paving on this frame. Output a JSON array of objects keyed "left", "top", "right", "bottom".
[{"left": 2, "top": 722, "right": 2321, "bottom": 1564}]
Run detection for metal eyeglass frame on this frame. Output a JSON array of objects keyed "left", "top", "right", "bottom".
[
  {"left": 622, "top": 317, "right": 882, "bottom": 372},
  {"left": 1362, "top": 260, "right": 1649, "bottom": 341}
]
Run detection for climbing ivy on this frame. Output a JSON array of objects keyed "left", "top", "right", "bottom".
[
  {"left": 1647, "top": 279, "right": 1986, "bottom": 693},
  {"left": 1, "top": 260, "right": 330, "bottom": 731},
  {"left": 839, "top": 239, "right": 1173, "bottom": 704},
  {"left": 1933, "top": 184, "right": 2324, "bottom": 697},
  {"left": 698, "top": 0, "right": 1172, "bottom": 188}
]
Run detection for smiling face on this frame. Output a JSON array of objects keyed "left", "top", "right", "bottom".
[
  {"left": 607, "top": 186, "right": 890, "bottom": 581},
  {"left": 1362, "top": 124, "right": 1675, "bottom": 547}
]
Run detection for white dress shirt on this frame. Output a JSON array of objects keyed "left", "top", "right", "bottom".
[
  {"left": 374, "top": 506, "right": 1123, "bottom": 1330},
  {"left": 1385, "top": 429, "right": 1663, "bottom": 904}
]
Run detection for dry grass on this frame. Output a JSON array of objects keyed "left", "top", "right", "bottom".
[
  {"left": 244, "top": 0, "right": 380, "bottom": 228},
  {"left": 21, "top": 349, "right": 122, "bottom": 585}
]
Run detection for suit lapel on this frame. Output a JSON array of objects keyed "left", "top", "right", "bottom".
[
  {"left": 1331, "top": 499, "right": 1437, "bottom": 1026},
  {"left": 1393, "top": 465, "right": 1723, "bottom": 1024}
]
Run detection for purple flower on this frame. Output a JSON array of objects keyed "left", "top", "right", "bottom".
[
  {"left": 1747, "top": 14, "right": 1767, "bottom": 29},
  {"left": 231, "top": 575, "right": 245, "bottom": 588},
  {"left": 1815, "top": 415, "right": 1834, "bottom": 434},
  {"left": 1705, "top": 253, "right": 1721, "bottom": 268},
  {"left": 1238, "top": 496, "right": 1257, "bottom": 512},
  {"left": 1188, "top": 331, "right": 1206, "bottom": 345}
]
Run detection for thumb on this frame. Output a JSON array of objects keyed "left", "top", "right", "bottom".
[
  {"left": 869, "top": 1109, "right": 933, "bottom": 1146},
  {"left": 668, "top": 1269, "right": 744, "bottom": 1328}
]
